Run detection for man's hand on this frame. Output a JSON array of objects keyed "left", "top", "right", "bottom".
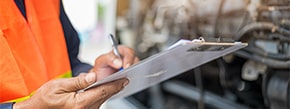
[
  {"left": 93, "top": 45, "right": 139, "bottom": 81},
  {"left": 13, "top": 73, "right": 129, "bottom": 109}
]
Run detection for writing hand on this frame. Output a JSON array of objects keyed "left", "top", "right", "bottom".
[{"left": 93, "top": 45, "right": 139, "bottom": 81}]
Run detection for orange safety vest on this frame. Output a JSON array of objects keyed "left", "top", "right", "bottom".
[{"left": 0, "top": 0, "right": 71, "bottom": 102}]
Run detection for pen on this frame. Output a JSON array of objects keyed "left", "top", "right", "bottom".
[{"left": 108, "top": 34, "right": 124, "bottom": 70}]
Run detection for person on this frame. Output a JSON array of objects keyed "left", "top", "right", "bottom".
[{"left": 0, "top": 0, "right": 139, "bottom": 108}]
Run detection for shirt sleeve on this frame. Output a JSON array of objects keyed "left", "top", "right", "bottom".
[
  {"left": 0, "top": 102, "right": 14, "bottom": 109},
  {"left": 59, "top": 1, "right": 92, "bottom": 76}
]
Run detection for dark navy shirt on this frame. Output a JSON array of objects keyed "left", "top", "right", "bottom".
[{"left": 0, "top": 0, "right": 93, "bottom": 108}]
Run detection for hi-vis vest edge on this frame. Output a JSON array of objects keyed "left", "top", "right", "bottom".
[{"left": 0, "top": 0, "right": 71, "bottom": 102}]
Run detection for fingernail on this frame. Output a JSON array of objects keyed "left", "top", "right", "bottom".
[
  {"left": 123, "top": 80, "right": 129, "bottom": 87},
  {"left": 125, "top": 64, "right": 131, "bottom": 68},
  {"left": 113, "top": 59, "right": 122, "bottom": 67},
  {"left": 85, "top": 73, "right": 96, "bottom": 84}
]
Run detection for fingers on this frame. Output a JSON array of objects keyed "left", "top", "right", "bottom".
[
  {"left": 94, "top": 53, "right": 123, "bottom": 70},
  {"left": 117, "top": 45, "right": 137, "bottom": 68},
  {"left": 77, "top": 78, "right": 129, "bottom": 106},
  {"left": 94, "top": 45, "right": 139, "bottom": 70},
  {"left": 134, "top": 57, "right": 140, "bottom": 64},
  {"left": 60, "top": 73, "right": 97, "bottom": 91},
  {"left": 92, "top": 46, "right": 139, "bottom": 81}
]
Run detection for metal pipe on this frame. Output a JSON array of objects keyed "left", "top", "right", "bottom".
[
  {"left": 149, "top": 85, "right": 165, "bottom": 109},
  {"left": 163, "top": 81, "right": 251, "bottom": 109},
  {"left": 194, "top": 67, "right": 204, "bottom": 109}
]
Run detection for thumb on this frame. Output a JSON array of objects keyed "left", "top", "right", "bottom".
[{"left": 64, "top": 73, "right": 97, "bottom": 91}]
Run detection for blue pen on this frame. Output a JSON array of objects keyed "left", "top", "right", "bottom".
[{"left": 108, "top": 34, "right": 124, "bottom": 70}]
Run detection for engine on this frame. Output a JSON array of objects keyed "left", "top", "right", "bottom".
[{"left": 116, "top": 0, "right": 290, "bottom": 108}]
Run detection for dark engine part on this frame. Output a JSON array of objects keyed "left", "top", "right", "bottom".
[{"left": 264, "top": 70, "right": 290, "bottom": 109}]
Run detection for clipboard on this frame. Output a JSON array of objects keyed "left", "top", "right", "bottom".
[{"left": 80, "top": 39, "right": 248, "bottom": 99}]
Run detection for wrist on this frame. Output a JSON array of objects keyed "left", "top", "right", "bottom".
[
  {"left": 13, "top": 99, "right": 35, "bottom": 109},
  {"left": 13, "top": 102, "right": 25, "bottom": 109}
]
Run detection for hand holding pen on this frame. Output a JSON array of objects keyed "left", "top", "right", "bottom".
[
  {"left": 90, "top": 34, "right": 139, "bottom": 81},
  {"left": 108, "top": 34, "right": 124, "bottom": 70}
]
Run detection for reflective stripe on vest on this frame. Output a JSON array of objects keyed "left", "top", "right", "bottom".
[
  {"left": 0, "top": 0, "right": 71, "bottom": 102},
  {"left": 7, "top": 71, "right": 72, "bottom": 103}
]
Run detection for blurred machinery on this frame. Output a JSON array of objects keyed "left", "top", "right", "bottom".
[{"left": 116, "top": 0, "right": 290, "bottom": 109}]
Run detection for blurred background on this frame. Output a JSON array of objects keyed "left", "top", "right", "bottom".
[{"left": 63, "top": 0, "right": 290, "bottom": 109}]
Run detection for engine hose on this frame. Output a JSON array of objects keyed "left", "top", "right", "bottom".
[
  {"left": 217, "top": 59, "right": 228, "bottom": 88},
  {"left": 253, "top": 33, "right": 290, "bottom": 42},
  {"left": 277, "top": 26, "right": 290, "bottom": 36},
  {"left": 244, "top": 46, "right": 290, "bottom": 60},
  {"left": 262, "top": 71, "right": 290, "bottom": 109},
  {"left": 268, "top": 34, "right": 290, "bottom": 42},
  {"left": 243, "top": 38, "right": 290, "bottom": 60},
  {"left": 236, "top": 22, "right": 290, "bottom": 40},
  {"left": 235, "top": 50, "right": 290, "bottom": 69},
  {"left": 280, "top": 20, "right": 290, "bottom": 27}
]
